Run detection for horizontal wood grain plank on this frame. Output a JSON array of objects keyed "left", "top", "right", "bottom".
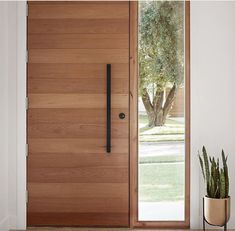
[
  {"left": 28, "top": 78, "right": 128, "bottom": 94},
  {"left": 29, "top": 49, "right": 128, "bottom": 64},
  {"left": 28, "top": 153, "right": 128, "bottom": 168},
  {"left": 28, "top": 19, "right": 129, "bottom": 34},
  {"left": 27, "top": 1, "right": 130, "bottom": 226},
  {"left": 29, "top": 2, "right": 129, "bottom": 19},
  {"left": 28, "top": 138, "right": 128, "bottom": 154},
  {"left": 28, "top": 123, "right": 128, "bottom": 138},
  {"left": 27, "top": 63, "right": 129, "bottom": 79},
  {"left": 28, "top": 183, "right": 128, "bottom": 198},
  {"left": 27, "top": 212, "right": 129, "bottom": 226},
  {"left": 28, "top": 108, "right": 129, "bottom": 124},
  {"left": 28, "top": 33, "right": 128, "bottom": 49},
  {"left": 28, "top": 197, "right": 128, "bottom": 213},
  {"left": 28, "top": 167, "right": 128, "bottom": 183},
  {"left": 28, "top": 94, "right": 128, "bottom": 109}
]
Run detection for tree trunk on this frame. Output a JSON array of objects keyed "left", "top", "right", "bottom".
[
  {"left": 152, "top": 89, "right": 164, "bottom": 126},
  {"left": 153, "top": 108, "right": 164, "bottom": 126},
  {"left": 141, "top": 88, "right": 155, "bottom": 127},
  {"left": 162, "top": 84, "right": 178, "bottom": 124},
  {"left": 141, "top": 85, "right": 178, "bottom": 127}
]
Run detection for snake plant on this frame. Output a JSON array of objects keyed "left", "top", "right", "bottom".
[{"left": 198, "top": 146, "right": 229, "bottom": 198}]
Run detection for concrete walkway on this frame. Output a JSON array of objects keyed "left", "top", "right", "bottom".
[{"left": 139, "top": 141, "right": 184, "bottom": 157}]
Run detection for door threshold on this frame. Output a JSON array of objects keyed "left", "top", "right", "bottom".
[
  {"left": 26, "top": 228, "right": 132, "bottom": 231},
  {"left": 23, "top": 228, "right": 195, "bottom": 231}
]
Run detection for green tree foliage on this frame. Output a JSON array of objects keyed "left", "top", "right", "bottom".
[{"left": 139, "top": 1, "right": 184, "bottom": 126}]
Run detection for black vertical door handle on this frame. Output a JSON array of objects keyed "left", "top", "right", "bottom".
[{"left": 106, "top": 64, "right": 111, "bottom": 153}]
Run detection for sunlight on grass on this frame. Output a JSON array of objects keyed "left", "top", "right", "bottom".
[
  {"left": 139, "top": 162, "right": 185, "bottom": 202},
  {"left": 140, "top": 134, "right": 184, "bottom": 142},
  {"left": 139, "top": 155, "right": 184, "bottom": 164},
  {"left": 139, "top": 114, "right": 185, "bottom": 142}
]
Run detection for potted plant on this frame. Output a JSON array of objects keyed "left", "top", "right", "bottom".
[{"left": 198, "top": 146, "right": 230, "bottom": 227}]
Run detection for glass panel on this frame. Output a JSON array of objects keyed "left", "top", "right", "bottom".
[{"left": 138, "top": 1, "right": 185, "bottom": 221}]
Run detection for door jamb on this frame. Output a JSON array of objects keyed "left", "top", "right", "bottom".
[
  {"left": 129, "top": 1, "right": 138, "bottom": 228},
  {"left": 129, "top": 1, "right": 191, "bottom": 228}
]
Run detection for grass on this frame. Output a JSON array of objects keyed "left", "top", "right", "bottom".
[
  {"left": 138, "top": 113, "right": 185, "bottom": 202},
  {"left": 139, "top": 114, "right": 185, "bottom": 142},
  {"left": 139, "top": 154, "right": 184, "bottom": 164},
  {"left": 139, "top": 162, "right": 185, "bottom": 202},
  {"left": 140, "top": 134, "right": 184, "bottom": 142}
]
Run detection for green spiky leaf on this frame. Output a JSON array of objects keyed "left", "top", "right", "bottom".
[
  {"left": 198, "top": 147, "right": 229, "bottom": 199},
  {"left": 198, "top": 154, "right": 205, "bottom": 179}
]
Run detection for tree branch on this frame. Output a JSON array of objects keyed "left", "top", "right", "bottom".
[
  {"left": 142, "top": 88, "right": 156, "bottom": 127},
  {"left": 153, "top": 88, "right": 164, "bottom": 113},
  {"left": 163, "top": 84, "right": 178, "bottom": 119},
  {"left": 142, "top": 88, "right": 153, "bottom": 113}
]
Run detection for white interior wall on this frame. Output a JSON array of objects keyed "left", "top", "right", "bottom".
[
  {"left": 191, "top": 1, "right": 235, "bottom": 229},
  {"left": 0, "top": 2, "right": 9, "bottom": 231},
  {"left": 1, "top": 1, "right": 235, "bottom": 230},
  {"left": 8, "top": 2, "right": 18, "bottom": 229},
  {"left": 0, "top": 2, "right": 26, "bottom": 230}
]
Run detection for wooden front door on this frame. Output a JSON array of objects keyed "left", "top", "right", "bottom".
[{"left": 27, "top": 1, "right": 130, "bottom": 227}]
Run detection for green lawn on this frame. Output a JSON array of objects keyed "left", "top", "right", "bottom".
[
  {"left": 139, "top": 114, "right": 185, "bottom": 202},
  {"left": 139, "top": 154, "right": 184, "bottom": 164},
  {"left": 139, "top": 114, "right": 185, "bottom": 142},
  {"left": 139, "top": 162, "right": 185, "bottom": 202}
]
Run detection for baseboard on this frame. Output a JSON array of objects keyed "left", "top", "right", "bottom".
[
  {"left": 8, "top": 215, "right": 17, "bottom": 230},
  {"left": 0, "top": 216, "right": 9, "bottom": 231},
  {"left": 8, "top": 215, "right": 26, "bottom": 231}
]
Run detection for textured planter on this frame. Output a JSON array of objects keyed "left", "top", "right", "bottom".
[{"left": 204, "top": 196, "right": 231, "bottom": 226}]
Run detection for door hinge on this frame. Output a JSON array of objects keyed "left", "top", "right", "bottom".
[
  {"left": 26, "top": 143, "right": 28, "bottom": 157},
  {"left": 26, "top": 190, "right": 29, "bottom": 204},
  {"left": 25, "top": 97, "right": 29, "bottom": 110}
]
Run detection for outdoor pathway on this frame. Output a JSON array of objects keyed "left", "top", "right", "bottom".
[{"left": 139, "top": 141, "right": 184, "bottom": 156}]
